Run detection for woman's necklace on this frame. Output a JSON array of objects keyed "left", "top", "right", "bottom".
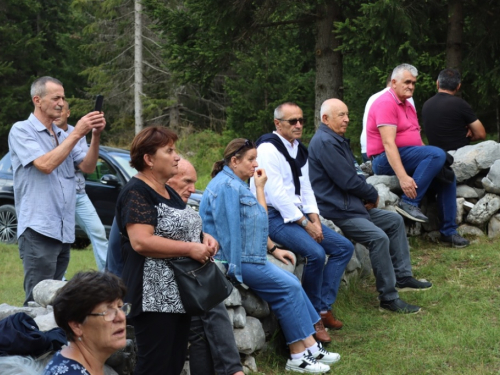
[{"left": 138, "top": 172, "right": 170, "bottom": 199}]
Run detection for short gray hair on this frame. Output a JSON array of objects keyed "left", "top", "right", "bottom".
[
  {"left": 274, "top": 102, "right": 299, "bottom": 119},
  {"left": 30, "top": 76, "right": 63, "bottom": 98},
  {"left": 391, "top": 64, "right": 418, "bottom": 81}
]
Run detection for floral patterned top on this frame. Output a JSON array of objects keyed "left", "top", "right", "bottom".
[
  {"left": 116, "top": 177, "right": 203, "bottom": 317},
  {"left": 43, "top": 351, "right": 89, "bottom": 375}
]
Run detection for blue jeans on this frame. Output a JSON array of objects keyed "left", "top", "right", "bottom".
[
  {"left": 268, "top": 208, "right": 354, "bottom": 312},
  {"left": 241, "top": 261, "right": 319, "bottom": 345},
  {"left": 372, "top": 146, "right": 458, "bottom": 236},
  {"left": 75, "top": 193, "right": 108, "bottom": 270}
]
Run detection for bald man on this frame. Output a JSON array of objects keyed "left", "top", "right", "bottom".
[
  {"left": 106, "top": 159, "right": 243, "bottom": 375},
  {"left": 308, "top": 98, "right": 432, "bottom": 314}
]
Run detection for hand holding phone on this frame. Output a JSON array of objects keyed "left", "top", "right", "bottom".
[{"left": 94, "top": 95, "right": 104, "bottom": 112}]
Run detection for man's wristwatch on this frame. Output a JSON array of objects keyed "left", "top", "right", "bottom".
[{"left": 300, "top": 217, "right": 309, "bottom": 228}]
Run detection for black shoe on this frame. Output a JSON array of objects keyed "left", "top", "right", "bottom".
[
  {"left": 379, "top": 298, "right": 421, "bottom": 314},
  {"left": 396, "top": 277, "right": 433, "bottom": 292},
  {"left": 440, "top": 233, "right": 470, "bottom": 248},
  {"left": 395, "top": 201, "right": 429, "bottom": 223}
]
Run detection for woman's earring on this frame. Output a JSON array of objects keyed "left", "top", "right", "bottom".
[{"left": 150, "top": 165, "right": 153, "bottom": 170}]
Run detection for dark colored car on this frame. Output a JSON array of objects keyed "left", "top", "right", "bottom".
[{"left": 0, "top": 146, "right": 137, "bottom": 247}]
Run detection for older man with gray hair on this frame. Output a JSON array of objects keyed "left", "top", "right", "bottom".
[
  {"left": 366, "top": 64, "right": 468, "bottom": 248},
  {"left": 9, "top": 76, "right": 105, "bottom": 305}
]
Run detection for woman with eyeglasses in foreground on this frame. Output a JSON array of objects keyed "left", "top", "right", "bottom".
[
  {"left": 200, "top": 138, "right": 341, "bottom": 374},
  {"left": 44, "top": 271, "right": 129, "bottom": 375}
]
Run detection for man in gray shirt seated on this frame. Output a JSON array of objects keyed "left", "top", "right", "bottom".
[{"left": 9, "top": 76, "right": 105, "bottom": 305}]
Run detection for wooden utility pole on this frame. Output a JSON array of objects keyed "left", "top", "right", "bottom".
[{"left": 134, "top": 0, "right": 143, "bottom": 134}]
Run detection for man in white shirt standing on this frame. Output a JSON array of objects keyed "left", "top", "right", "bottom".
[
  {"left": 360, "top": 75, "right": 415, "bottom": 162},
  {"left": 251, "top": 102, "right": 354, "bottom": 344}
]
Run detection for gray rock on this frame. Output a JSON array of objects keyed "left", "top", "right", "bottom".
[
  {"left": 488, "top": 214, "right": 500, "bottom": 239},
  {"left": 266, "top": 252, "right": 296, "bottom": 274},
  {"left": 320, "top": 216, "right": 343, "bottom": 235},
  {"left": 456, "top": 198, "right": 465, "bottom": 225},
  {"left": 233, "top": 317, "right": 266, "bottom": 354},
  {"left": 233, "top": 306, "right": 247, "bottom": 329},
  {"left": 373, "top": 184, "right": 399, "bottom": 206},
  {"left": 405, "top": 221, "right": 422, "bottom": 237},
  {"left": 423, "top": 231, "right": 441, "bottom": 243},
  {"left": 456, "top": 184, "right": 481, "bottom": 198},
  {"left": 242, "top": 355, "right": 258, "bottom": 373},
  {"left": 239, "top": 288, "right": 270, "bottom": 318},
  {"left": 0, "top": 303, "right": 49, "bottom": 321},
  {"left": 293, "top": 254, "right": 305, "bottom": 282},
  {"left": 33, "top": 311, "right": 58, "bottom": 331},
  {"left": 345, "top": 251, "right": 360, "bottom": 272},
  {"left": 354, "top": 243, "right": 372, "bottom": 278},
  {"left": 259, "top": 313, "right": 280, "bottom": 339},
  {"left": 466, "top": 193, "right": 500, "bottom": 225},
  {"left": 452, "top": 141, "right": 500, "bottom": 182},
  {"left": 360, "top": 160, "right": 373, "bottom": 176},
  {"left": 457, "top": 224, "right": 484, "bottom": 237},
  {"left": 33, "top": 280, "right": 66, "bottom": 307},
  {"left": 482, "top": 159, "right": 500, "bottom": 194},
  {"left": 366, "top": 175, "right": 401, "bottom": 192},
  {"left": 226, "top": 307, "right": 235, "bottom": 326},
  {"left": 224, "top": 286, "right": 242, "bottom": 307}
]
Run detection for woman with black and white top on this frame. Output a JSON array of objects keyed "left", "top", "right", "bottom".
[{"left": 116, "top": 126, "right": 218, "bottom": 375}]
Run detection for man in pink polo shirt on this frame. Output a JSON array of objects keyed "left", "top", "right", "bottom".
[{"left": 366, "top": 63, "right": 469, "bottom": 248}]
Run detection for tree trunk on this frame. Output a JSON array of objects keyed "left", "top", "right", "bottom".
[
  {"left": 446, "top": 0, "right": 463, "bottom": 71},
  {"left": 314, "top": 0, "right": 343, "bottom": 129},
  {"left": 134, "top": 0, "right": 143, "bottom": 134}
]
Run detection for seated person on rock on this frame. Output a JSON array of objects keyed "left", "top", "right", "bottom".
[
  {"left": 250, "top": 102, "right": 354, "bottom": 343},
  {"left": 107, "top": 158, "right": 244, "bottom": 375},
  {"left": 422, "top": 68, "right": 486, "bottom": 152},
  {"left": 309, "top": 98, "right": 432, "bottom": 314},
  {"left": 200, "top": 138, "right": 341, "bottom": 374},
  {"left": 366, "top": 63, "right": 469, "bottom": 248}
]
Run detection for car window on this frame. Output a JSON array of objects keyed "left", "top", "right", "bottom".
[
  {"left": 109, "top": 152, "right": 137, "bottom": 178},
  {"left": 0, "top": 153, "right": 12, "bottom": 174},
  {"left": 84, "top": 157, "right": 117, "bottom": 182}
]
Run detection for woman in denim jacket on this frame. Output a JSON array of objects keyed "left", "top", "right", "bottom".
[{"left": 199, "top": 138, "right": 341, "bottom": 374}]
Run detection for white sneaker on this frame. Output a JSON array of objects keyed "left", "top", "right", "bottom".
[
  {"left": 285, "top": 353, "right": 331, "bottom": 373},
  {"left": 310, "top": 342, "right": 341, "bottom": 365}
]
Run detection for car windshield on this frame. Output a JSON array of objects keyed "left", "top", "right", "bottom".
[{"left": 109, "top": 152, "right": 137, "bottom": 179}]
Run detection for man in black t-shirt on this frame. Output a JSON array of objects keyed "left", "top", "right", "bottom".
[{"left": 422, "top": 68, "right": 485, "bottom": 151}]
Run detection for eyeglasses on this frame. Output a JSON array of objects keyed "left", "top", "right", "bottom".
[
  {"left": 231, "top": 139, "right": 255, "bottom": 157},
  {"left": 87, "top": 303, "right": 131, "bottom": 322},
  {"left": 277, "top": 118, "right": 305, "bottom": 126}
]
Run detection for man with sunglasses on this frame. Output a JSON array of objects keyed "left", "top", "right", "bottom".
[
  {"left": 250, "top": 102, "right": 354, "bottom": 344},
  {"left": 309, "top": 98, "right": 432, "bottom": 314}
]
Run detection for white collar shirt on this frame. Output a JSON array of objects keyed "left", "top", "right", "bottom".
[{"left": 250, "top": 131, "right": 319, "bottom": 223}]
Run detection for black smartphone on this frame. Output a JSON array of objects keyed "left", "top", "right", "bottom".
[{"left": 94, "top": 95, "right": 104, "bottom": 112}]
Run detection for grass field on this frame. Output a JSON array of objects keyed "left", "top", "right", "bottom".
[{"left": 1, "top": 237, "right": 499, "bottom": 374}]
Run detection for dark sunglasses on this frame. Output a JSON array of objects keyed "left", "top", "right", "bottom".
[
  {"left": 277, "top": 118, "right": 305, "bottom": 126},
  {"left": 232, "top": 139, "right": 256, "bottom": 157}
]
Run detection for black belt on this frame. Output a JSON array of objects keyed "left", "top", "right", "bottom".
[{"left": 370, "top": 152, "right": 384, "bottom": 161}]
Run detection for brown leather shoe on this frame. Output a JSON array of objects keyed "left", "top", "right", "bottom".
[
  {"left": 313, "top": 320, "right": 331, "bottom": 343},
  {"left": 321, "top": 311, "right": 343, "bottom": 330}
]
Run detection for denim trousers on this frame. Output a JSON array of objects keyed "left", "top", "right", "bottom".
[
  {"left": 189, "top": 302, "right": 243, "bottom": 375},
  {"left": 267, "top": 208, "right": 354, "bottom": 312},
  {"left": 75, "top": 193, "right": 108, "bottom": 271},
  {"left": 18, "top": 228, "right": 70, "bottom": 305},
  {"left": 241, "top": 261, "right": 319, "bottom": 344},
  {"left": 372, "top": 146, "right": 458, "bottom": 236},
  {"left": 335, "top": 209, "right": 413, "bottom": 301}
]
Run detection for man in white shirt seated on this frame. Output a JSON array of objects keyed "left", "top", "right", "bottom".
[{"left": 250, "top": 102, "right": 354, "bottom": 344}]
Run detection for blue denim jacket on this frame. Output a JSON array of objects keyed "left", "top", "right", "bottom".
[{"left": 199, "top": 166, "right": 268, "bottom": 283}]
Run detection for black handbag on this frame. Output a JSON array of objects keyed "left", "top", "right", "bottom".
[{"left": 169, "top": 256, "right": 233, "bottom": 315}]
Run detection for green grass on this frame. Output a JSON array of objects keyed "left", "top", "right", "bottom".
[
  {"left": 2, "top": 237, "right": 500, "bottom": 374},
  {"left": 0, "top": 244, "right": 97, "bottom": 306}
]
